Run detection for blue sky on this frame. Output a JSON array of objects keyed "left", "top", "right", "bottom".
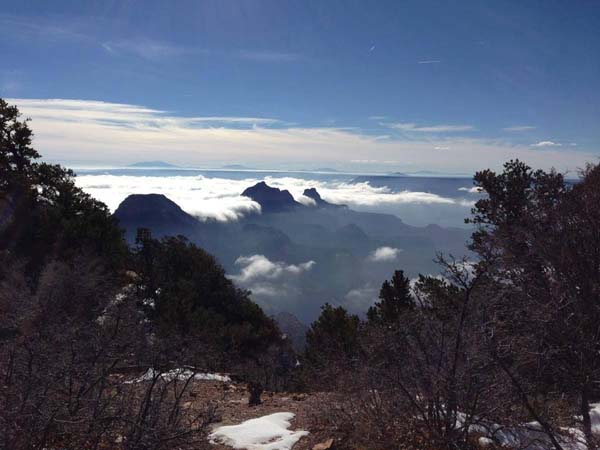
[{"left": 1, "top": 0, "right": 599, "bottom": 172}]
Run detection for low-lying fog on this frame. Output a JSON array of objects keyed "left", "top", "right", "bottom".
[{"left": 75, "top": 168, "right": 481, "bottom": 228}]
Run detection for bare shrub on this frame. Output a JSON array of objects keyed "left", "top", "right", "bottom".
[{"left": 0, "top": 255, "right": 216, "bottom": 450}]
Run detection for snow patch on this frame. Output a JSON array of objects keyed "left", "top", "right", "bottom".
[
  {"left": 125, "top": 368, "right": 231, "bottom": 384},
  {"left": 209, "top": 412, "right": 308, "bottom": 450}
]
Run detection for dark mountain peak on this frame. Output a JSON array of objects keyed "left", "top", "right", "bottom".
[
  {"left": 303, "top": 187, "right": 346, "bottom": 209},
  {"left": 242, "top": 182, "right": 301, "bottom": 213},
  {"left": 114, "top": 194, "right": 198, "bottom": 232},
  {"left": 303, "top": 187, "right": 323, "bottom": 203}
]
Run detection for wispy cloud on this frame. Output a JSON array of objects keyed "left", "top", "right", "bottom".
[
  {"left": 102, "top": 39, "right": 204, "bottom": 61},
  {"left": 0, "top": 14, "right": 92, "bottom": 44},
  {"left": 1, "top": 14, "right": 301, "bottom": 66},
  {"left": 9, "top": 98, "right": 278, "bottom": 128},
  {"left": 418, "top": 60, "right": 441, "bottom": 64},
  {"left": 8, "top": 98, "right": 596, "bottom": 173},
  {"left": 503, "top": 125, "right": 536, "bottom": 132},
  {"left": 238, "top": 50, "right": 303, "bottom": 62},
  {"left": 386, "top": 122, "right": 475, "bottom": 133},
  {"left": 531, "top": 140, "right": 562, "bottom": 147}
]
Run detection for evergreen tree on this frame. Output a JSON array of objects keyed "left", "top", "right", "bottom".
[
  {"left": 367, "top": 270, "right": 414, "bottom": 324},
  {"left": 0, "top": 99, "right": 40, "bottom": 193},
  {"left": 469, "top": 160, "right": 600, "bottom": 448},
  {"left": 132, "top": 230, "right": 282, "bottom": 356},
  {"left": 0, "top": 98, "right": 127, "bottom": 275},
  {"left": 304, "top": 303, "right": 361, "bottom": 383}
]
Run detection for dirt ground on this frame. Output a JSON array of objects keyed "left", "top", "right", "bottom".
[{"left": 186, "top": 379, "right": 336, "bottom": 450}]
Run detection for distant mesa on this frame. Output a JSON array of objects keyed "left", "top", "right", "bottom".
[
  {"left": 221, "top": 164, "right": 256, "bottom": 170},
  {"left": 128, "top": 161, "right": 179, "bottom": 168},
  {"left": 242, "top": 181, "right": 301, "bottom": 213},
  {"left": 300, "top": 167, "right": 339, "bottom": 173},
  {"left": 406, "top": 170, "right": 470, "bottom": 177},
  {"left": 351, "top": 174, "right": 408, "bottom": 183},
  {"left": 302, "top": 188, "right": 345, "bottom": 208}
]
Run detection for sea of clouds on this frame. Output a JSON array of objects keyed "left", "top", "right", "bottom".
[{"left": 76, "top": 173, "right": 478, "bottom": 224}]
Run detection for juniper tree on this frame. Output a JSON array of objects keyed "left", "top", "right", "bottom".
[
  {"left": 367, "top": 270, "right": 414, "bottom": 324},
  {"left": 469, "top": 160, "right": 600, "bottom": 449}
]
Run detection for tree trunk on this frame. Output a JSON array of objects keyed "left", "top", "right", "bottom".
[{"left": 248, "top": 381, "right": 263, "bottom": 406}]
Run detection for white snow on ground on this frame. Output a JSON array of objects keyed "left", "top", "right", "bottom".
[
  {"left": 125, "top": 368, "right": 231, "bottom": 384},
  {"left": 456, "top": 410, "right": 591, "bottom": 450},
  {"left": 209, "top": 412, "right": 309, "bottom": 450},
  {"left": 589, "top": 402, "right": 600, "bottom": 434}
]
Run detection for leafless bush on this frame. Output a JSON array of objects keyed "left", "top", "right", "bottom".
[
  {"left": 0, "top": 255, "right": 216, "bottom": 450},
  {"left": 316, "top": 258, "right": 500, "bottom": 449}
]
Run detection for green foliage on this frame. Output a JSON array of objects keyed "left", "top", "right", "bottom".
[
  {"left": 0, "top": 99, "right": 40, "bottom": 192},
  {"left": 413, "top": 274, "right": 463, "bottom": 318},
  {"left": 367, "top": 269, "right": 414, "bottom": 324},
  {"left": 0, "top": 99, "right": 127, "bottom": 275},
  {"left": 133, "top": 229, "right": 282, "bottom": 356},
  {"left": 467, "top": 159, "right": 566, "bottom": 259},
  {"left": 304, "top": 303, "right": 361, "bottom": 371}
]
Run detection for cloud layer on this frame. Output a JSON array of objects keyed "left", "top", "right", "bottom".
[
  {"left": 75, "top": 173, "right": 475, "bottom": 221},
  {"left": 9, "top": 98, "right": 597, "bottom": 173},
  {"left": 76, "top": 174, "right": 261, "bottom": 221}
]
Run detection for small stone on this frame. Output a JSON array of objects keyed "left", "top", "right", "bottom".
[
  {"left": 479, "top": 437, "right": 494, "bottom": 447},
  {"left": 313, "top": 438, "right": 334, "bottom": 450}
]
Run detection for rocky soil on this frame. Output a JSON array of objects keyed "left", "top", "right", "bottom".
[{"left": 188, "top": 379, "right": 335, "bottom": 450}]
